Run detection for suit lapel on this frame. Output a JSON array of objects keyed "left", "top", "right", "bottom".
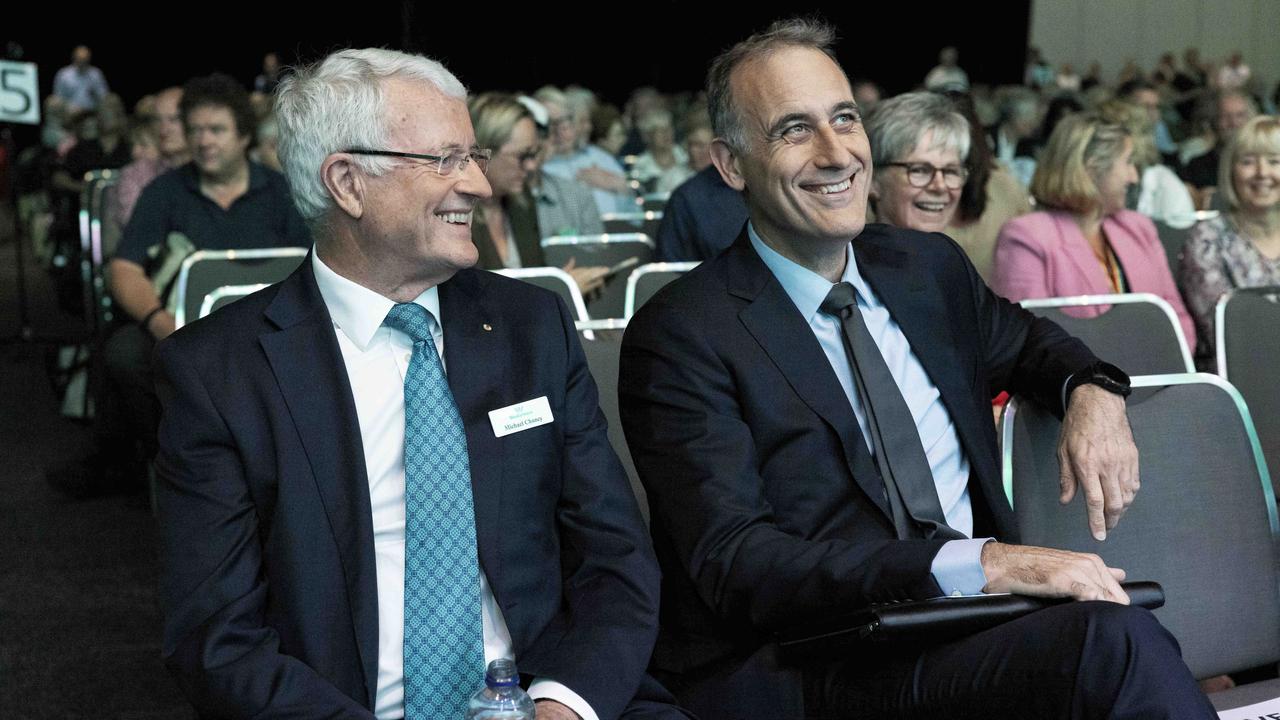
[
  {"left": 259, "top": 259, "right": 380, "bottom": 708},
  {"left": 438, "top": 269, "right": 505, "bottom": 588},
  {"left": 726, "top": 234, "right": 893, "bottom": 522},
  {"left": 1054, "top": 212, "right": 1111, "bottom": 293}
]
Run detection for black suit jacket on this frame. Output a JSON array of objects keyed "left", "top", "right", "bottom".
[
  {"left": 154, "top": 258, "right": 669, "bottom": 719},
  {"left": 618, "top": 225, "right": 1097, "bottom": 718}
]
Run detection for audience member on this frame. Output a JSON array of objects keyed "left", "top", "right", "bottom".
[
  {"left": 1098, "top": 99, "right": 1196, "bottom": 229},
  {"left": 1056, "top": 64, "right": 1082, "bottom": 92},
  {"left": 589, "top": 102, "right": 627, "bottom": 157},
  {"left": 1179, "top": 115, "right": 1280, "bottom": 367},
  {"left": 1216, "top": 51, "right": 1251, "bottom": 91},
  {"left": 924, "top": 46, "right": 968, "bottom": 92},
  {"left": 467, "top": 92, "right": 607, "bottom": 293},
  {"left": 991, "top": 90, "right": 1040, "bottom": 186},
  {"left": 154, "top": 46, "right": 684, "bottom": 720},
  {"left": 540, "top": 86, "right": 634, "bottom": 214},
  {"left": 1180, "top": 89, "right": 1258, "bottom": 203},
  {"left": 851, "top": 79, "right": 881, "bottom": 111},
  {"left": 866, "top": 91, "right": 970, "bottom": 235},
  {"left": 993, "top": 112, "right": 1196, "bottom": 348},
  {"left": 251, "top": 113, "right": 281, "bottom": 172},
  {"left": 1024, "top": 46, "right": 1055, "bottom": 90},
  {"left": 653, "top": 161, "right": 747, "bottom": 262},
  {"left": 630, "top": 109, "right": 687, "bottom": 193},
  {"left": 111, "top": 87, "right": 189, "bottom": 225},
  {"left": 1080, "top": 62, "right": 1104, "bottom": 92},
  {"left": 620, "top": 18, "right": 1214, "bottom": 720},
  {"left": 253, "top": 51, "right": 281, "bottom": 94},
  {"left": 52, "top": 45, "right": 109, "bottom": 113},
  {"left": 47, "top": 73, "right": 308, "bottom": 498},
  {"left": 1119, "top": 78, "right": 1179, "bottom": 161}
]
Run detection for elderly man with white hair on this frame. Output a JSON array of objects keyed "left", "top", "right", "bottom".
[{"left": 153, "top": 47, "right": 683, "bottom": 720}]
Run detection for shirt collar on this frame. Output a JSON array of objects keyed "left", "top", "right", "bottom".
[
  {"left": 177, "top": 159, "right": 267, "bottom": 192},
  {"left": 747, "top": 222, "right": 875, "bottom": 322},
  {"left": 311, "top": 249, "right": 441, "bottom": 351}
]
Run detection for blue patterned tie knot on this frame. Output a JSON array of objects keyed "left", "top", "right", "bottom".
[
  {"left": 384, "top": 302, "right": 436, "bottom": 345},
  {"left": 384, "top": 301, "right": 484, "bottom": 719}
]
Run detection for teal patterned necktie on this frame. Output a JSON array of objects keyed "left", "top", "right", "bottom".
[{"left": 383, "top": 302, "right": 483, "bottom": 719}]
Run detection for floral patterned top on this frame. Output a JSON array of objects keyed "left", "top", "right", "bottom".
[{"left": 1178, "top": 214, "right": 1280, "bottom": 364}]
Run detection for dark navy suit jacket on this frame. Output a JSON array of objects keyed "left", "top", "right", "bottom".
[
  {"left": 154, "top": 259, "right": 671, "bottom": 719},
  {"left": 619, "top": 225, "right": 1098, "bottom": 719}
]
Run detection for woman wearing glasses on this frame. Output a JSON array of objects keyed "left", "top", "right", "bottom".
[
  {"left": 992, "top": 112, "right": 1196, "bottom": 349},
  {"left": 865, "top": 92, "right": 972, "bottom": 237},
  {"left": 468, "top": 92, "right": 609, "bottom": 294},
  {"left": 866, "top": 91, "right": 1034, "bottom": 282}
]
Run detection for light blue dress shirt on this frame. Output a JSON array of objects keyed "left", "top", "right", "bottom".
[{"left": 748, "top": 225, "right": 991, "bottom": 596}]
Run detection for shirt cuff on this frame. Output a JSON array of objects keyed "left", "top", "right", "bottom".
[
  {"left": 528, "top": 678, "right": 598, "bottom": 720},
  {"left": 930, "top": 538, "right": 994, "bottom": 597}
]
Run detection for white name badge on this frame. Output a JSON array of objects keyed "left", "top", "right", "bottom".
[{"left": 488, "top": 396, "right": 554, "bottom": 438}]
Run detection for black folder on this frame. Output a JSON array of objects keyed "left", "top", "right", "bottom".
[{"left": 776, "top": 581, "right": 1164, "bottom": 663}]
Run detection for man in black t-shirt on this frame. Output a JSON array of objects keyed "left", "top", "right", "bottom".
[{"left": 50, "top": 73, "right": 309, "bottom": 497}]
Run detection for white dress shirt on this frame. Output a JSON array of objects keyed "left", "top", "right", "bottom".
[
  {"left": 311, "top": 251, "right": 597, "bottom": 720},
  {"left": 748, "top": 226, "right": 990, "bottom": 596}
]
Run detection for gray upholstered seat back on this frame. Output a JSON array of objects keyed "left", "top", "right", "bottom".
[{"left": 1003, "top": 374, "right": 1280, "bottom": 678}]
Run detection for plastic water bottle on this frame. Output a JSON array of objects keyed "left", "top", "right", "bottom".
[{"left": 465, "top": 658, "right": 536, "bottom": 719}]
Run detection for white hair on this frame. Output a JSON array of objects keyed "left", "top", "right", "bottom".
[{"left": 274, "top": 48, "right": 467, "bottom": 231}]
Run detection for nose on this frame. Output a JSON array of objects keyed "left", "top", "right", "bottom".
[
  {"left": 925, "top": 167, "right": 950, "bottom": 192},
  {"left": 811, "top": 124, "right": 854, "bottom": 169},
  {"left": 458, "top": 157, "right": 493, "bottom": 200}
]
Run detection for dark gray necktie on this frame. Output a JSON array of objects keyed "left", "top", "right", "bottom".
[{"left": 819, "top": 281, "right": 960, "bottom": 540}]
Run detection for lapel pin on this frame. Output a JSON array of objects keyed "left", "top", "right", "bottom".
[{"left": 482, "top": 323, "right": 493, "bottom": 332}]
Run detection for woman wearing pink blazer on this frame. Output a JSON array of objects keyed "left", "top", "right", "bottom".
[{"left": 993, "top": 112, "right": 1197, "bottom": 350}]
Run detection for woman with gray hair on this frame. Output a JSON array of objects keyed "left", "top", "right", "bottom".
[{"left": 865, "top": 91, "right": 971, "bottom": 234}]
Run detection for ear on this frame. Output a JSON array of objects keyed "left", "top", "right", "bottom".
[
  {"left": 321, "top": 153, "right": 365, "bottom": 220},
  {"left": 710, "top": 138, "right": 747, "bottom": 192}
]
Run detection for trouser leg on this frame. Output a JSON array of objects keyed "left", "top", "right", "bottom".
[{"left": 805, "top": 601, "right": 1215, "bottom": 719}]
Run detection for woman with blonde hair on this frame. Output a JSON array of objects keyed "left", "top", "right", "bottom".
[
  {"left": 993, "top": 111, "right": 1196, "bottom": 348},
  {"left": 468, "top": 92, "right": 607, "bottom": 294},
  {"left": 1179, "top": 115, "right": 1280, "bottom": 366}
]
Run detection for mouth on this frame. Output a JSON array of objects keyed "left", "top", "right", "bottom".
[
  {"left": 802, "top": 174, "right": 855, "bottom": 196},
  {"left": 913, "top": 200, "right": 950, "bottom": 213},
  {"left": 436, "top": 210, "right": 473, "bottom": 226}
]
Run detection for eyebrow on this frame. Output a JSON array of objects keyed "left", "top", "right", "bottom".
[{"left": 766, "top": 101, "right": 861, "bottom": 138}]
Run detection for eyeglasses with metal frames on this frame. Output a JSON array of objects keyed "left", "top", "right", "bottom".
[{"left": 343, "top": 147, "right": 493, "bottom": 176}]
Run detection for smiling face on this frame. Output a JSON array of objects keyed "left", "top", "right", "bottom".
[
  {"left": 1232, "top": 152, "right": 1280, "bottom": 213},
  {"left": 356, "top": 78, "right": 492, "bottom": 284},
  {"left": 872, "top": 130, "right": 963, "bottom": 233},
  {"left": 716, "top": 46, "right": 870, "bottom": 260}
]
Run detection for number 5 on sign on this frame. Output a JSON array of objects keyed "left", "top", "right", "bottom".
[{"left": 0, "top": 61, "right": 40, "bottom": 126}]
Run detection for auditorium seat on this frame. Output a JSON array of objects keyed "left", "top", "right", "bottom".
[
  {"left": 1002, "top": 374, "right": 1280, "bottom": 710},
  {"left": 495, "top": 266, "right": 591, "bottom": 323},
  {"left": 171, "top": 248, "right": 308, "bottom": 328},
  {"left": 623, "top": 261, "right": 699, "bottom": 319},
  {"left": 198, "top": 283, "right": 272, "bottom": 320},
  {"left": 1021, "top": 293, "right": 1194, "bottom": 374},
  {"left": 575, "top": 318, "right": 647, "bottom": 520},
  {"left": 541, "top": 233, "right": 655, "bottom": 320},
  {"left": 1216, "top": 286, "right": 1280, "bottom": 496}
]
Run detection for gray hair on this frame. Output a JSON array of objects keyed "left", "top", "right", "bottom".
[
  {"left": 864, "top": 91, "right": 971, "bottom": 168},
  {"left": 706, "top": 17, "right": 840, "bottom": 152},
  {"left": 274, "top": 48, "right": 467, "bottom": 231}
]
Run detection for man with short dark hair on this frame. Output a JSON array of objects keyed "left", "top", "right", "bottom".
[
  {"left": 620, "top": 18, "right": 1216, "bottom": 720},
  {"left": 1180, "top": 89, "right": 1258, "bottom": 200},
  {"left": 49, "top": 73, "right": 308, "bottom": 497}
]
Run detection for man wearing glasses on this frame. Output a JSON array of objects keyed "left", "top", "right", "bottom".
[
  {"left": 618, "top": 18, "right": 1215, "bottom": 720},
  {"left": 153, "top": 48, "right": 683, "bottom": 720}
]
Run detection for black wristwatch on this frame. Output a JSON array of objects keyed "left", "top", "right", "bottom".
[{"left": 1064, "top": 361, "right": 1132, "bottom": 407}]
